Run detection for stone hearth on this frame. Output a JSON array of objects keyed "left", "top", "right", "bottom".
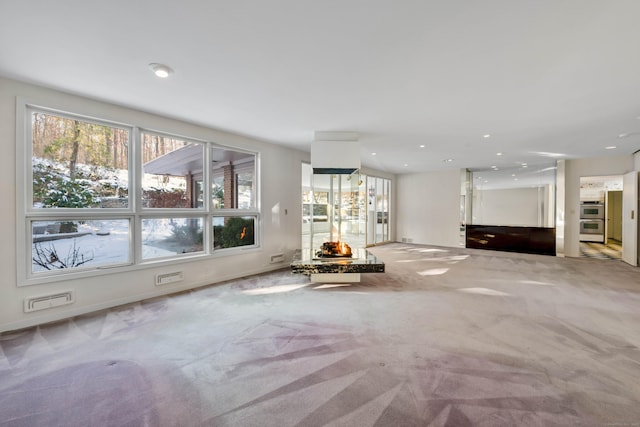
[{"left": 290, "top": 248, "right": 385, "bottom": 282}]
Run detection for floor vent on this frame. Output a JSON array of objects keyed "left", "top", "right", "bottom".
[
  {"left": 24, "top": 290, "right": 74, "bottom": 313},
  {"left": 156, "top": 271, "right": 183, "bottom": 286}
]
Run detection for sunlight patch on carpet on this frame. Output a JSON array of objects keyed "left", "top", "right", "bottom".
[
  {"left": 242, "top": 284, "right": 309, "bottom": 295},
  {"left": 417, "top": 268, "right": 449, "bottom": 276},
  {"left": 457, "top": 287, "right": 512, "bottom": 297}
]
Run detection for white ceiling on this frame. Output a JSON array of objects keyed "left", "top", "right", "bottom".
[{"left": 2, "top": 0, "right": 640, "bottom": 176}]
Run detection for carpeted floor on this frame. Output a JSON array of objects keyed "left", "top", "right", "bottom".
[{"left": 1, "top": 243, "right": 639, "bottom": 426}]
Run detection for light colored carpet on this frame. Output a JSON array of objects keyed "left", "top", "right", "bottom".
[{"left": 1, "top": 243, "right": 639, "bottom": 426}]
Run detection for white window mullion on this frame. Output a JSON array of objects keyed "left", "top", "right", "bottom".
[
  {"left": 132, "top": 126, "right": 142, "bottom": 264},
  {"left": 203, "top": 140, "right": 212, "bottom": 254}
]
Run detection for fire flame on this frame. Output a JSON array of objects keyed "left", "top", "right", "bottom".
[{"left": 318, "top": 241, "right": 352, "bottom": 257}]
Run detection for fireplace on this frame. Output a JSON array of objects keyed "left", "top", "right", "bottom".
[
  {"left": 316, "top": 241, "right": 352, "bottom": 258},
  {"left": 291, "top": 245, "right": 385, "bottom": 281}
]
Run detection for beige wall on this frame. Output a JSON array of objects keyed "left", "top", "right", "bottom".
[
  {"left": 472, "top": 187, "right": 543, "bottom": 227},
  {"left": 396, "top": 169, "right": 462, "bottom": 248}
]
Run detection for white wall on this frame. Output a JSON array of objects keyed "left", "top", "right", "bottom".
[
  {"left": 0, "top": 77, "right": 309, "bottom": 332},
  {"left": 472, "top": 187, "right": 541, "bottom": 227},
  {"left": 396, "top": 169, "right": 461, "bottom": 247},
  {"left": 564, "top": 155, "right": 634, "bottom": 257}
]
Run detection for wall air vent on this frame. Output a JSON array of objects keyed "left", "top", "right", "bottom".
[
  {"left": 270, "top": 253, "right": 285, "bottom": 263},
  {"left": 155, "top": 271, "right": 184, "bottom": 286},
  {"left": 24, "top": 290, "right": 74, "bottom": 313}
]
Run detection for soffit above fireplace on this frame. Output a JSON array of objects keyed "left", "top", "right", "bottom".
[{"left": 311, "top": 131, "right": 360, "bottom": 175}]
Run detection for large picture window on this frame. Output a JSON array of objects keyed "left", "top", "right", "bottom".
[
  {"left": 31, "top": 111, "right": 130, "bottom": 209},
  {"left": 211, "top": 146, "right": 255, "bottom": 210},
  {"left": 141, "top": 217, "right": 204, "bottom": 259},
  {"left": 211, "top": 146, "right": 258, "bottom": 251},
  {"left": 27, "top": 110, "right": 133, "bottom": 278},
  {"left": 141, "top": 132, "right": 204, "bottom": 209},
  {"left": 31, "top": 219, "right": 130, "bottom": 273},
  {"left": 19, "top": 104, "right": 259, "bottom": 285}
]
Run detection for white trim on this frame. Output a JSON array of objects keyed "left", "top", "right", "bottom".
[{"left": 16, "top": 97, "right": 29, "bottom": 287}]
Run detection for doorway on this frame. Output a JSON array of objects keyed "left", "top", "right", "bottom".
[{"left": 579, "top": 175, "right": 623, "bottom": 260}]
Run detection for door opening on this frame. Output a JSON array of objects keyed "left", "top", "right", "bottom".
[{"left": 579, "top": 175, "right": 623, "bottom": 260}]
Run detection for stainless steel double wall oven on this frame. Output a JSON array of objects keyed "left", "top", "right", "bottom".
[{"left": 579, "top": 202, "right": 604, "bottom": 243}]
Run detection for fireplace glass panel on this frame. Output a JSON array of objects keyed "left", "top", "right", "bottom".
[{"left": 302, "top": 163, "right": 365, "bottom": 256}]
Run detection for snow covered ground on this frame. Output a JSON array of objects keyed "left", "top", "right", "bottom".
[{"left": 31, "top": 219, "right": 180, "bottom": 273}]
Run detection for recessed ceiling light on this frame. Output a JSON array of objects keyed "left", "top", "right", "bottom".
[
  {"left": 149, "top": 63, "right": 173, "bottom": 78},
  {"left": 443, "top": 158, "right": 453, "bottom": 163},
  {"left": 483, "top": 134, "right": 491, "bottom": 138},
  {"left": 496, "top": 152, "right": 503, "bottom": 156},
  {"left": 605, "top": 146, "right": 617, "bottom": 150},
  {"left": 419, "top": 145, "right": 425, "bottom": 148},
  {"left": 491, "top": 165, "right": 497, "bottom": 169},
  {"left": 371, "top": 152, "right": 377, "bottom": 156},
  {"left": 404, "top": 163, "right": 409, "bottom": 167},
  {"left": 511, "top": 174, "right": 516, "bottom": 177},
  {"left": 522, "top": 165, "right": 528, "bottom": 168}
]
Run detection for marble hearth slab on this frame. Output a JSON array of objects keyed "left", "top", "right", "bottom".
[{"left": 290, "top": 249, "right": 385, "bottom": 275}]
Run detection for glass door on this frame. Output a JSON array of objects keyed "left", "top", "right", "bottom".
[{"left": 365, "top": 175, "right": 391, "bottom": 246}]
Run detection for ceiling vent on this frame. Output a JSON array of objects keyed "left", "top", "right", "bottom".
[{"left": 311, "top": 131, "right": 360, "bottom": 174}]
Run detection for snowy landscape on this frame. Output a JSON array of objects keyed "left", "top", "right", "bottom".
[{"left": 31, "top": 218, "right": 199, "bottom": 273}]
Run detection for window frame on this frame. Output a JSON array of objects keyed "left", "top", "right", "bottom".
[{"left": 17, "top": 99, "right": 261, "bottom": 286}]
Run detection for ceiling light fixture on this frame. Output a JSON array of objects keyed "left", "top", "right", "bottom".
[
  {"left": 443, "top": 158, "right": 453, "bottom": 163},
  {"left": 419, "top": 145, "right": 425, "bottom": 148},
  {"left": 605, "top": 146, "right": 617, "bottom": 150},
  {"left": 496, "top": 152, "right": 503, "bottom": 156},
  {"left": 371, "top": 152, "right": 377, "bottom": 156},
  {"left": 483, "top": 134, "right": 491, "bottom": 139},
  {"left": 616, "top": 132, "right": 640, "bottom": 139},
  {"left": 149, "top": 63, "right": 173, "bottom": 78}
]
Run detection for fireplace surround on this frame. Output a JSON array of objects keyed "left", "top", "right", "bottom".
[{"left": 290, "top": 247, "right": 385, "bottom": 282}]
